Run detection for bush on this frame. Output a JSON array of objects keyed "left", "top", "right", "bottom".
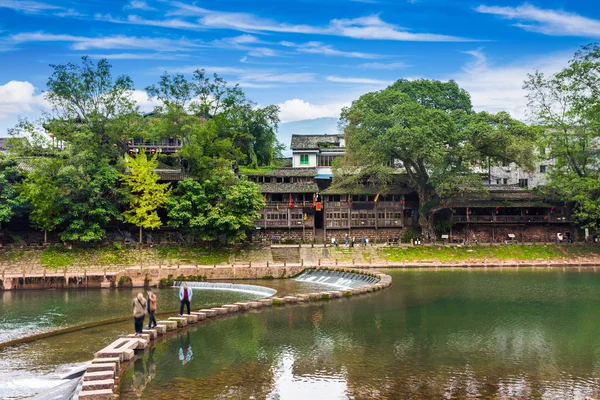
[{"left": 118, "top": 275, "right": 132, "bottom": 287}]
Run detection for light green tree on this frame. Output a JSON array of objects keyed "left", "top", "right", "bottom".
[
  {"left": 121, "top": 152, "right": 171, "bottom": 243},
  {"left": 19, "top": 158, "right": 64, "bottom": 244}
]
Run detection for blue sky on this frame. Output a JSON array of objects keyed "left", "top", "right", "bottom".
[{"left": 0, "top": 0, "right": 599, "bottom": 137}]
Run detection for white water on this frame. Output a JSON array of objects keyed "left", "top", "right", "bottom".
[
  {"left": 172, "top": 282, "right": 277, "bottom": 297},
  {"left": 294, "top": 270, "right": 379, "bottom": 290}
]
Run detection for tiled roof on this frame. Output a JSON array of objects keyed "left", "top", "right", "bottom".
[
  {"left": 258, "top": 183, "right": 318, "bottom": 193},
  {"left": 290, "top": 134, "right": 344, "bottom": 150}
]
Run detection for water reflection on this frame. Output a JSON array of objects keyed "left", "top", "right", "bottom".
[
  {"left": 119, "top": 270, "right": 600, "bottom": 399},
  {"left": 126, "top": 348, "right": 157, "bottom": 398},
  {"left": 179, "top": 332, "right": 193, "bottom": 366}
]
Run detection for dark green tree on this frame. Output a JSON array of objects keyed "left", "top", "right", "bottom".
[
  {"left": 166, "top": 172, "right": 264, "bottom": 243},
  {"left": 338, "top": 79, "right": 535, "bottom": 238}
]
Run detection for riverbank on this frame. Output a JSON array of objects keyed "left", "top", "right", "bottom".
[{"left": 1, "top": 243, "right": 599, "bottom": 274}]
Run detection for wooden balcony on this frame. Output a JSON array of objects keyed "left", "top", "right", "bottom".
[{"left": 453, "top": 215, "right": 572, "bottom": 223}]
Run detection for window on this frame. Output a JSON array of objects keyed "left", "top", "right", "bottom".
[
  {"left": 496, "top": 179, "right": 501, "bottom": 185},
  {"left": 318, "top": 155, "right": 340, "bottom": 166},
  {"left": 300, "top": 154, "right": 309, "bottom": 165},
  {"left": 539, "top": 165, "right": 546, "bottom": 173},
  {"left": 503, "top": 178, "right": 508, "bottom": 185},
  {"left": 518, "top": 179, "right": 528, "bottom": 188}
]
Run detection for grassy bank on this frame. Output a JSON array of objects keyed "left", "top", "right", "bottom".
[
  {"left": 0, "top": 245, "right": 232, "bottom": 270},
  {"left": 379, "top": 244, "right": 600, "bottom": 262}
]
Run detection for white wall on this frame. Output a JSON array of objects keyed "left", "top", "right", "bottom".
[{"left": 293, "top": 152, "right": 317, "bottom": 168}]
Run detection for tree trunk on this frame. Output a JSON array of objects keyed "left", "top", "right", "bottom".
[
  {"left": 417, "top": 188, "right": 436, "bottom": 241},
  {"left": 139, "top": 226, "right": 143, "bottom": 244}
]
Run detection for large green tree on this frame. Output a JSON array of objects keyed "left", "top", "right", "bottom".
[
  {"left": 18, "top": 158, "right": 64, "bottom": 243},
  {"left": 145, "top": 70, "right": 282, "bottom": 175},
  {"left": 166, "top": 172, "right": 264, "bottom": 243},
  {"left": 0, "top": 156, "right": 26, "bottom": 229},
  {"left": 338, "top": 79, "right": 535, "bottom": 238},
  {"left": 524, "top": 44, "right": 600, "bottom": 231},
  {"left": 121, "top": 152, "right": 171, "bottom": 243}
]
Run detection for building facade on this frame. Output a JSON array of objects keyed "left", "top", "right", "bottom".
[{"left": 243, "top": 134, "right": 575, "bottom": 244}]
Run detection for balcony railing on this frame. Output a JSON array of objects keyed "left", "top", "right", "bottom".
[{"left": 453, "top": 215, "right": 572, "bottom": 223}]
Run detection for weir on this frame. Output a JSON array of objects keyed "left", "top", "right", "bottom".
[
  {"left": 172, "top": 281, "right": 277, "bottom": 297},
  {"left": 294, "top": 269, "right": 380, "bottom": 289}
]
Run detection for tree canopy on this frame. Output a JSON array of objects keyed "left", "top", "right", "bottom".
[
  {"left": 524, "top": 44, "right": 600, "bottom": 230},
  {"left": 338, "top": 79, "right": 535, "bottom": 238}
]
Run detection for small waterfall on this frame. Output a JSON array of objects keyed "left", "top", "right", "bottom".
[
  {"left": 172, "top": 281, "right": 276, "bottom": 297},
  {"left": 294, "top": 269, "right": 379, "bottom": 290}
]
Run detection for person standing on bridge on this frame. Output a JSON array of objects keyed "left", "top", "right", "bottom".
[
  {"left": 147, "top": 289, "right": 157, "bottom": 330},
  {"left": 179, "top": 283, "right": 192, "bottom": 316},
  {"left": 132, "top": 293, "right": 147, "bottom": 335}
]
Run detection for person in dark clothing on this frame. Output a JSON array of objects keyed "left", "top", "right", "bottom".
[
  {"left": 179, "top": 283, "right": 192, "bottom": 316},
  {"left": 147, "top": 289, "right": 157, "bottom": 329}
]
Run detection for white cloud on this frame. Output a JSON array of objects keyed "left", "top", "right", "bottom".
[
  {"left": 125, "top": 1, "right": 155, "bottom": 11},
  {"left": 128, "top": 90, "right": 162, "bottom": 112},
  {"left": 87, "top": 52, "right": 185, "bottom": 60},
  {"left": 96, "top": 14, "right": 200, "bottom": 30},
  {"left": 277, "top": 99, "right": 347, "bottom": 123},
  {"left": 0, "top": 81, "right": 48, "bottom": 119},
  {"left": 247, "top": 47, "right": 278, "bottom": 57},
  {"left": 451, "top": 49, "right": 571, "bottom": 120},
  {"left": 161, "top": 65, "right": 316, "bottom": 83},
  {"left": 475, "top": 3, "right": 600, "bottom": 38},
  {"left": 162, "top": 2, "right": 475, "bottom": 42},
  {"left": 294, "top": 41, "right": 383, "bottom": 59},
  {"left": 9, "top": 32, "right": 200, "bottom": 51},
  {"left": 326, "top": 76, "right": 392, "bottom": 85},
  {"left": 0, "top": 0, "right": 61, "bottom": 14},
  {"left": 358, "top": 61, "right": 409, "bottom": 69}
]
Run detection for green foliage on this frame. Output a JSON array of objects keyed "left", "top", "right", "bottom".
[
  {"left": 338, "top": 79, "right": 535, "bottom": 237},
  {"left": 525, "top": 44, "right": 600, "bottom": 230},
  {"left": 118, "top": 275, "right": 133, "bottom": 287},
  {"left": 18, "top": 158, "right": 64, "bottom": 240},
  {"left": 167, "top": 172, "right": 265, "bottom": 243},
  {"left": 121, "top": 152, "right": 171, "bottom": 242},
  {"left": 0, "top": 156, "right": 26, "bottom": 227},
  {"left": 145, "top": 69, "right": 282, "bottom": 175}
]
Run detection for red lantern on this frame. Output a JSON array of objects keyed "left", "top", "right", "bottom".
[
  {"left": 151, "top": 148, "right": 156, "bottom": 153},
  {"left": 127, "top": 141, "right": 132, "bottom": 145},
  {"left": 399, "top": 200, "right": 404, "bottom": 205},
  {"left": 495, "top": 206, "right": 500, "bottom": 214}
]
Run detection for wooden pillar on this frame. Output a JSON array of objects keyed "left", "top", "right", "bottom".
[{"left": 466, "top": 207, "right": 470, "bottom": 223}]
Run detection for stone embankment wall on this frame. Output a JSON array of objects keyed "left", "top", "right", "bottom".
[{"left": 76, "top": 269, "right": 392, "bottom": 400}]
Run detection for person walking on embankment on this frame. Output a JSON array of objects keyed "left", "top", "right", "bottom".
[
  {"left": 179, "top": 283, "right": 192, "bottom": 316},
  {"left": 133, "top": 293, "right": 147, "bottom": 335},
  {"left": 147, "top": 289, "right": 157, "bottom": 329}
]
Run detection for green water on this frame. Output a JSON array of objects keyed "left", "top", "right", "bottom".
[
  {"left": 120, "top": 269, "right": 600, "bottom": 399},
  {"left": 0, "top": 279, "right": 324, "bottom": 399}
]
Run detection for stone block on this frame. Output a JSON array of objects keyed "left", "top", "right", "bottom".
[
  {"left": 248, "top": 301, "right": 262, "bottom": 308},
  {"left": 258, "top": 298, "right": 273, "bottom": 306},
  {"left": 308, "top": 293, "right": 321, "bottom": 301},
  {"left": 126, "top": 333, "right": 150, "bottom": 342},
  {"left": 190, "top": 312, "right": 207, "bottom": 320},
  {"left": 350, "top": 289, "right": 362, "bottom": 296},
  {"left": 283, "top": 296, "right": 298, "bottom": 303},
  {"left": 296, "top": 294, "right": 309, "bottom": 302},
  {"left": 328, "top": 291, "right": 342, "bottom": 298},
  {"left": 83, "top": 371, "right": 115, "bottom": 381},
  {"left": 91, "top": 358, "right": 120, "bottom": 371},
  {"left": 168, "top": 317, "right": 188, "bottom": 327},
  {"left": 234, "top": 302, "right": 251, "bottom": 310},
  {"left": 223, "top": 304, "right": 240, "bottom": 312},
  {"left": 154, "top": 324, "right": 167, "bottom": 335},
  {"left": 199, "top": 308, "right": 218, "bottom": 317},
  {"left": 78, "top": 389, "right": 116, "bottom": 399},
  {"left": 157, "top": 320, "right": 178, "bottom": 330},
  {"left": 86, "top": 363, "right": 116, "bottom": 374},
  {"left": 142, "top": 329, "right": 158, "bottom": 339},
  {"left": 81, "top": 379, "right": 115, "bottom": 391},
  {"left": 213, "top": 307, "right": 228, "bottom": 315},
  {"left": 271, "top": 297, "right": 285, "bottom": 305},
  {"left": 183, "top": 314, "right": 198, "bottom": 323}
]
